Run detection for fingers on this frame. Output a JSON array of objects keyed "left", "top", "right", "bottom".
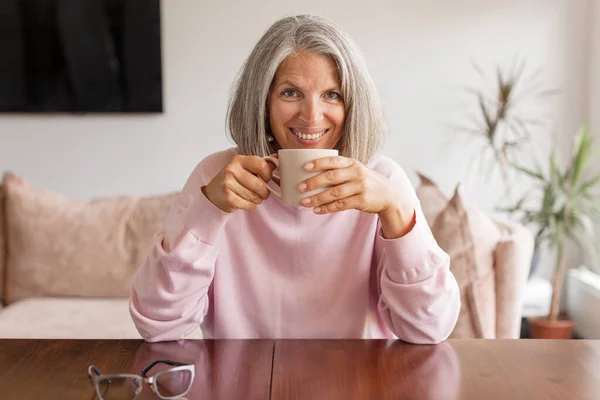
[
  {"left": 225, "top": 191, "right": 257, "bottom": 211},
  {"left": 221, "top": 158, "right": 272, "bottom": 211},
  {"left": 234, "top": 168, "right": 271, "bottom": 200},
  {"left": 209, "top": 154, "right": 277, "bottom": 213},
  {"left": 299, "top": 161, "right": 362, "bottom": 193},
  {"left": 313, "top": 194, "right": 366, "bottom": 214},
  {"left": 303, "top": 156, "right": 355, "bottom": 172},
  {"left": 300, "top": 181, "right": 362, "bottom": 208},
  {"left": 230, "top": 176, "right": 264, "bottom": 204},
  {"left": 237, "top": 155, "right": 275, "bottom": 182},
  {"left": 220, "top": 174, "right": 260, "bottom": 211},
  {"left": 225, "top": 155, "right": 272, "bottom": 199},
  {"left": 263, "top": 157, "right": 279, "bottom": 179}
]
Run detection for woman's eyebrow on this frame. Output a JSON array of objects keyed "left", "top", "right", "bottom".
[
  {"left": 275, "top": 79, "right": 301, "bottom": 88},
  {"left": 275, "top": 79, "right": 341, "bottom": 92}
]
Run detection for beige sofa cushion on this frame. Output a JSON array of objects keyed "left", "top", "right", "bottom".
[
  {"left": 431, "top": 187, "right": 500, "bottom": 338},
  {"left": 415, "top": 172, "right": 447, "bottom": 224},
  {"left": 0, "top": 298, "right": 203, "bottom": 339},
  {"left": 416, "top": 173, "right": 501, "bottom": 339},
  {"left": 2, "top": 172, "right": 177, "bottom": 304}
]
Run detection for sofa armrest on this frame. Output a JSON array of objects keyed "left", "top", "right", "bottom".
[{"left": 492, "top": 217, "right": 534, "bottom": 338}]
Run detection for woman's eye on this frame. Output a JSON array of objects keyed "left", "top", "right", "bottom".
[
  {"left": 282, "top": 89, "right": 297, "bottom": 97},
  {"left": 326, "top": 91, "right": 341, "bottom": 100}
]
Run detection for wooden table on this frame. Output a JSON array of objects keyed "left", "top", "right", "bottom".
[
  {"left": 0, "top": 339, "right": 598, "bottom": 400},
  {"left": 0, "top": 339, "right": 274, "bottom": 400}
]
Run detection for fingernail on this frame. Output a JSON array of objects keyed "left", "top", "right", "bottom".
[
  {"left": 314, "top": 207, "right": 321, "bottom": 213},
  {"left": 304, "top": 162, "right": 314, "bottom": 171},
  {"left": 301, "top": 198, "right": 311, "bottom": 205},
  {"left": 297, "top": 183, "right": 307, "bottom": 192}
]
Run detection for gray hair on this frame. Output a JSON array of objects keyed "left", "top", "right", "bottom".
[{"left": 226, "top": 14, "right": 388, "bottom": 164}]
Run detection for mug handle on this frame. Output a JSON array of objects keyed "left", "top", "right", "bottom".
[{"left": 263, "top": 156, "right": 282, "bottom": 198}]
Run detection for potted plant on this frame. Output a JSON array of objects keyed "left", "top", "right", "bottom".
[
  {"left": 448, "top": 59, "right": 557, "bottom": 278},
  {"left": 502, "top": 124, "right": 600, "bottom": 338}
]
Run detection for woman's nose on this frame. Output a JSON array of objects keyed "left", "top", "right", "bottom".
[{"left": 299, "top": 97, "right": 324, "bottom": 124}]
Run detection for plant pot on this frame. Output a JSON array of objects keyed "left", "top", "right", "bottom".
[{"left": 528, "top": 316, "right": 575, "bottom": 339}]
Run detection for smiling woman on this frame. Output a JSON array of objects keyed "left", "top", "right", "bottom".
[
  {"left": 226, "top": 15, "right": 386, "bottom": 164},
  {"left": 268, "top": 53, "right": 346, "bottom": 150},
  {"left": 129, "top": 14, "right": 461, "bottom": 344}
]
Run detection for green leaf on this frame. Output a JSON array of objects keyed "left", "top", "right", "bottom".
[
  {"left": 582, "top": 199, "right": 600, "bottom": 220},
  {"left": 478, "top": 94, "right": 493, "bottom": 136},
  {"left": 578, "top": 171, "right": 600, "bottom": 194},
  {"left": 571, "top": 124, "right": 594, "bottom": 187},
  {"left": 577, "top": 214, "right": 595, "bottom": 240},
  {"left": 552, "top": 192, "right": 567, "bottom": 214},
  {"left": 570, "top": 225, "right": 598, "bottom": 263},
  {"left": 511, "top": 163, "right": 545, "bottom": 181},
  {"left": 499, "top": 191, "right": 531, "bottom": 212},
  {"left": 550, "top": 137, "right": 559, "bottom": 182}
]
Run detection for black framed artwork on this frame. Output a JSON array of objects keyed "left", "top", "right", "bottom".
[{"left": 0, "top": 0, "right": 163, "bottom": 113}]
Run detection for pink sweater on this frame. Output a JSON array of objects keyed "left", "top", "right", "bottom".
[{"left": 129, "top": 148, "right": 460, "bottom": 343}]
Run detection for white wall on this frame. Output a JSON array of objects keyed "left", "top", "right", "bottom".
[
  {"left": 0, "top": 0, "right": 592, "bottom": 217},
  {"left": 591, "top": 0, "right": 600, "bottom": 134},
  {"left": 584, "top": 0, "right": 600, "bottom": 273}
]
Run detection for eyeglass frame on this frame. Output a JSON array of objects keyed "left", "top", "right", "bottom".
[{"left": 88, "top": 359, "right": 195, "bottom": 400}]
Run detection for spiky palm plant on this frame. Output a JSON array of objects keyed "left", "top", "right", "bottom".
[
  {"left": 501, "top": 124, "right": 600, "bottom": 321},
  {"left": 449, "top": 58, "right": 557, "bottom": 205}
]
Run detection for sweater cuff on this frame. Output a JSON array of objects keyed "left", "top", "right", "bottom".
[
  {"left": 378, "top": 210, "right": 442, "bottom": 284},
  {"left": 181, "top": 189, "right": 232, "bottom": 245}
]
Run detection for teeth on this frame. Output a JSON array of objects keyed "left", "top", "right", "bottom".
[{"left": 293, "top": 129, "right": 327, "bottom": 140}]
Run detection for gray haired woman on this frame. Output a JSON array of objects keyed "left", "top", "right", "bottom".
[{"left": 129, "top": 14, "right": 461, "bottom": 343}]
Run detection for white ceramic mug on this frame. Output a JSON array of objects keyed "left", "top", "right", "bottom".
[{"left": 264, "top": 149, "right": 339, "bottom": 206}]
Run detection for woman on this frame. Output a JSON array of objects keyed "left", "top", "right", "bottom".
[{"left": 129, "top": 14, "right": 460, "bottom": 343}]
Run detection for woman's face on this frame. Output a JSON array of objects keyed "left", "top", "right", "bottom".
[{"left": 268, "top": 52, "right": 345, "bottom": 150}]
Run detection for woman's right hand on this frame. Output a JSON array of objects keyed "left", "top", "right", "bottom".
[{"left": 202, "top": 155, "right": 276, "bottom": 213}]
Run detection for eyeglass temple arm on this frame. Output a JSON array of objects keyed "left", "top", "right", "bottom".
[{"left": 141, "top": 359, "right": 189, "bottom": 376}]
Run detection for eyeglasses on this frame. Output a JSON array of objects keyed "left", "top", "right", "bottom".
[{"left": 88, "top": 359, "right": 195, "bottom": 400}]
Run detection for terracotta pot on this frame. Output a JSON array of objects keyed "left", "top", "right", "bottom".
[{"left": 528, "top": 316, "right": 575, "bottom": 339}]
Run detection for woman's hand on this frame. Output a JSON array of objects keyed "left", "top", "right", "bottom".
[
  {"left": 203, "top": 155, "right": 276, "bottom": 213},
  {"left": 298, "top": 156, "right": 416, "bottom": 238}
]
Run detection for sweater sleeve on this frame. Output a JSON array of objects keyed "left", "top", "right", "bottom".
[
  {"left": 373, "top": 159, "right": 461, "bottom": 344},
  {"left": 129, "top": 152, "right": 234, "bottom": 342}
]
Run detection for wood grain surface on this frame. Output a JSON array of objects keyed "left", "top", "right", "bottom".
[
  {"left": 1, "top": 338, "right": 599, "bottom": 400},
  {"left": 0, "top": 339, "right": 273, "bottom": 400},
  {"left": 271, "top": 339, "right": 600, "bottom": 400}
]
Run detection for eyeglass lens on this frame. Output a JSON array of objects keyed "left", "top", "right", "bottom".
[
  {"left": 96, "top": 376, "right": 142, "bottom": 400},
  {"left": 154, "top": 369, "right": 193, "bottom": 398}
]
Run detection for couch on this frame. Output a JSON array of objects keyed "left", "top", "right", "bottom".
[{"left": 0, "top": 170, "right": 534, "bottom": 340}]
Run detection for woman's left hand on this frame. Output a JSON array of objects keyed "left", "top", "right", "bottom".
[
  {"left": 298, "top": 155, "right": 416, "bottom": 238},
  {"left": 298, "top": 156, "right": 397, "bottom": 215}
]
